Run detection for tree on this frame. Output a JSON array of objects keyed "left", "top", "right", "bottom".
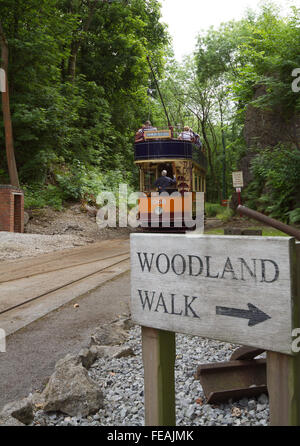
[{"left": 0, "top": 21, "right": 19, "bottom": 186}]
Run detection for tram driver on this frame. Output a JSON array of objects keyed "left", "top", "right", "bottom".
[{"left": 154, "top": 170, "right": 176, "bottom": 193}]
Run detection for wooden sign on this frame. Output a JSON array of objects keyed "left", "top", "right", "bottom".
[
  {"left": 232, "top": 171, "right": 244, "bottom": 188},
  {"left": 131, "top": 234, "right": 298, "bottom": 355}
]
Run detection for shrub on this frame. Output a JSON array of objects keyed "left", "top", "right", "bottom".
[{"left": 205, "top": 202, "right": 224, "bottom": 217}]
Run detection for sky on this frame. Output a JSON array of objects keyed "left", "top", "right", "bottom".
[{"left": 160, "top": 0, "right": 296, "bottom": 61}]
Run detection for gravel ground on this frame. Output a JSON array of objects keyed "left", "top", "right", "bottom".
[
  {"left": 32, "top": 326, "right": 269, "bottom": 427},
  {"left": 0, "top": 231, "right": 92, "bottom": 262}
]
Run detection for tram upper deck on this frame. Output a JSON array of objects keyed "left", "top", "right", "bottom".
[{"left": 134, "top": 129, "right": 207, "bottom": 171}]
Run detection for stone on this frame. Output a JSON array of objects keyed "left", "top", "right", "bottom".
[
  {"left": 41, "top": 354, "right": 104, "bottom": 417},
  {"left": 90, "top": 323, "right": 129, "bottom": 346},
  {"left": 78, "top": 346, "right": 99, "bottom": 369},
  {"left": 257, "top": 403, "right": 266, "bottom": 412},
  {"left": 258, "top": 394, "right": 268, "bottom": 405},
  {"left": 113, "top": 317, "right": 135, "bottom": 331},
  {"left": 93, "top": 344, "right": 135, "bottom": 361},
  {"left": 1, "top": 396, "right": 34, "bottom": 425}
]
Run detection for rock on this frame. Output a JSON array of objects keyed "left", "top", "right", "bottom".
[
  {"left": 78, "top": 346, "right": 99, "bottom": 369},
  {"left": 1, "top": 396, "right": 34, "bottom": 425},
  {"left": 258, "top": 394, "right": 268, "bottom": 405},
  {"left": 257, "top": 403, "right": 266, "bottom": 412},
  {"left": 41, "top": 354, "right": 103, "bottom": 417},
  {"left": 90, "top": 323, "right": 129, "bottom": 346},
  {"left": 248, "top": 399, "right": 256, "bottom": 410},
  {"left": 239, "top": 397, "right": 249, "bottom": 408},
  {"left": 32, "top": 392, "right": 45, "bottom": 409},
  {"left": 90, "top": 345, "right": 135, "bottom": 359},
  {"left": 113, "top": 317, "right": 135, "bottom": 331},
  {"left": 111, "top": 347, "right": 135, "bottom": 359}
]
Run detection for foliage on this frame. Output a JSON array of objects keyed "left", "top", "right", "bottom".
[
  {"left": 0, "top": 0, "right": 168, "bottom": 203},
  {"left": 245, "top": 145, "right": 300, "bottom": 222},
  {"left": 205, "top": 202, "right": 224, "bottom": 218},
  {"left": 216, "top": 207, "right": 234, "bottom": 223},
  {"left": 192, "top": 2, "right": 300, "bottom": 214}
]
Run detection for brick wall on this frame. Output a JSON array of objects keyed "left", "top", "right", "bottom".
[{"left": 0, "top": 185, "right": 24, "bottom": 233}]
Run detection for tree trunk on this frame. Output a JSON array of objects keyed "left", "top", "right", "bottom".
[
  {"left": 67, "top": 0, "right": 99, "bottom": 82},
  {"left": 0, "top": 22, "right": 19, "bottom": 188}
]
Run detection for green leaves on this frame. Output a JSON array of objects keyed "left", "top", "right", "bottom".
[
  {"left": 247, "top": 145, "right": 300, "bottom": 222},
  {"left": 0, "top": 0, "right": 168, "bottom": 200}
]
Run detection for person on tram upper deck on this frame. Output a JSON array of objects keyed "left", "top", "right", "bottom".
[
  {"left": 178, "top": 126, "right": 194, "bottom": 141},
  {"left": 135, "top": 124, "right": 145, "bottom": 143},
  {"left": 144, "top": 120, "right": 157, "bottom": 131},
  {"left": 154, "top": 170, "right": 176, "bottom": 192},
  {"left": 192, "top": 132, "right": 203, "bottom": 149}
]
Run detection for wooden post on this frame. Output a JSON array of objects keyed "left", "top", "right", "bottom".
[
  {"left": 267, "top": 242, "right": 300, "bottom": 426},
  {"left": 267, "top": 351, "right": 300, "bottom": 425},
  {"left": 142, "top": 327, "right": 176, "bottom": 426}
]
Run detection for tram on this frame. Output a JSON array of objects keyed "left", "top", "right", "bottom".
[
  {"left": 134, "top": 128, "right": 207, "bottom": 230},
  {"left": 134, "top": 56, "right": 207, "bottom": 230}
]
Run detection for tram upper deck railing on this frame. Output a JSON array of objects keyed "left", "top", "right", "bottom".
[{"left": 134, "top": 139, "right": 207, "bottom": 170}]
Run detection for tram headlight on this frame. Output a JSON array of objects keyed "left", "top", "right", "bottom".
[{"left": 154, "top": 206, "right": 163, "bottom": 216}]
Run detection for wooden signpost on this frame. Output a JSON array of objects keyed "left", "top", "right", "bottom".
[
  {"left": 232, "top": 171, "right": 244, "bottom": 208},
  {"left": 130, "top": 234, "right": 300, "bottom": 426}
]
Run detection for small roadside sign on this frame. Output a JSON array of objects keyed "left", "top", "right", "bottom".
[{"left": 232, "top": 171, "right": 244, "bottom": 188}]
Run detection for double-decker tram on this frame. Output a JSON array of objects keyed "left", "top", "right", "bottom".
[{"left": 134, "top": 128, "right": 207, "bottom": 231}]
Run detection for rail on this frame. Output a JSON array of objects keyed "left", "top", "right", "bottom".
[{"left": 237, "top": 205, "right": 300, "bottom": 240}]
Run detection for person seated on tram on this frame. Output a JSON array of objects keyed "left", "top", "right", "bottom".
[
  {"left": 154, "top": 170, "right": 176, "bottom": 193},
  {"left": 192, "top": 132, "right": 203, "bottom": 149},
  {"left": 135, "top": 124, "right": 145, "bottom": 143},
  {"left": 144, "top": 120, "right": 157, "bottom": 131},
  {"left": 178, "top": 126, "right": 194, "bottom": 141}
]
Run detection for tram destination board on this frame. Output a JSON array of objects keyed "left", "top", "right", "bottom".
[
  {"left": 130, "top": 234, "right": 298, "bottom": 355},
  {"left": 144, "top": 129, "right": 171, "bottom": 140}
]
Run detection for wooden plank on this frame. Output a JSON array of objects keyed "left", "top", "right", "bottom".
[
  {"left": 267, "top": 242, "right": 300, "bottom": 425},
  {"left": 131, "top": 234, "right": 296, "bottom": 354},
  {"left": 142, "top": 327, "right": 175, "bottom": 426}
]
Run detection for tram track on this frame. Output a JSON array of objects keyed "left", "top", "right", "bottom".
[
  {"left": 0, "top": 242, "right": 130, "bottom": 336},
  {"left": 0, "top": 250, "right": 130, "bottom": 284},
  {"left": 0, "top": 254, "right": 130, "bottom": 317}
]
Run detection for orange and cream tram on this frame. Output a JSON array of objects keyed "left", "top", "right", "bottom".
[{"left": 134, "top": 129, "right": 207, "bottom": 230}]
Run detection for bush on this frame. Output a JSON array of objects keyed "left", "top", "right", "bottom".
[
  {"left": 287, "top": 208, "right": 300, "bottom": 224},
  {"left": 216, "top": 208, "right": 234, "bottom": 222},
  {"left": 205, "top": 202, "right": 224, "bottom": 217},
  {"left": 245, "top": 145, "right": 300, "bottom": 223},
  {"left": 22, "top": 161, "right": 137, "bottom": 211},
  {"left": 23, "top": 184, "right": 63, "bottom": 210}
]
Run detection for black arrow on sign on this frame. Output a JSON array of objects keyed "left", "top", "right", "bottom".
[{"left": 216, "top": 303, "right": 271, "bottom": 327}]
